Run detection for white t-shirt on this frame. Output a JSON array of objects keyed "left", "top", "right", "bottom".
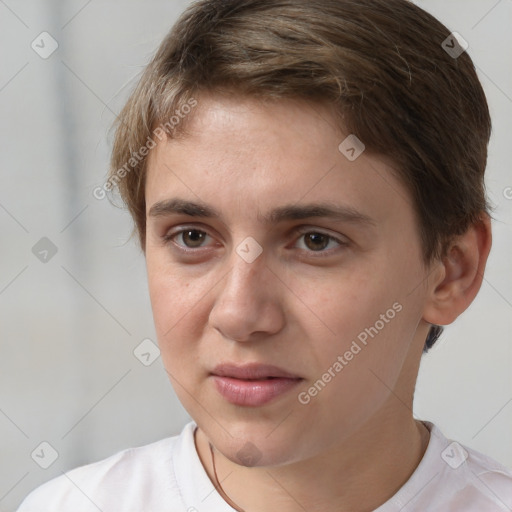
[{"left": 16, "top": 420, "right": 512, "bottom": 512}]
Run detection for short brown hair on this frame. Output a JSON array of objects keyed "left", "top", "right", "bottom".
[{"left": 108, "top": 0, "right": 491, "bottom": 351}]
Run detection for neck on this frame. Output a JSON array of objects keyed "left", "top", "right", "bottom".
[{"left": 195, "top": 406, "right": 430, "bottom": 512}]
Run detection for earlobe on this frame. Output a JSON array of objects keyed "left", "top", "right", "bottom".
[{"left": 422, "top": 214, "right": 492, "bottom": 326}]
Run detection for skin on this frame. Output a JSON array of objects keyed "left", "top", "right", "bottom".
[{"left": 144, "top": 92, "right": 492, "bottom": 512}]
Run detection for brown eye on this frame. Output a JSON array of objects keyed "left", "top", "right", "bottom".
[
  {"left": 180, "top": 229, "right": 208, "bottom": 248},
  {"left": 163, "top": 228, "right": 212, "bottom": 250},
  {"left": 294, "top": 228, "right": 347, "bottom": 256},
  {"left": 303, "top": 232, "right": 330, "bottom": 251}
]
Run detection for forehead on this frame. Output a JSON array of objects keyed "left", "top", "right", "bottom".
[{"left": 145, "top": 94, "right": 412, "bottom": 226}]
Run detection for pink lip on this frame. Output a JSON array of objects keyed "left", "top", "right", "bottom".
[
  {"left": 211, "top": 376, "right": 302, "bottom": 406},
  {"left": 210, "top": 363, "right": 303, "bottom": 407}
]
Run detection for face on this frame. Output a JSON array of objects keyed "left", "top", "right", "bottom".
[{"left": 144, "top": 93, "right": 433, "bottom": 467}]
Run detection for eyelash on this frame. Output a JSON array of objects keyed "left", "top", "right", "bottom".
[{"left": 162, "top": 226, "right": 348, "bottom": 257}]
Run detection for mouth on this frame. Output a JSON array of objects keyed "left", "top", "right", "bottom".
[
  {"left": 210, "top": 363, "right": 303, "bottom": 407},
  {"left": 211, "top": 362, "right": 302, "bottom": 380}
]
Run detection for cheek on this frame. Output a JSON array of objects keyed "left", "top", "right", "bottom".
[
  {"left": 146, "top": 257, "right": 204, "bottom": 361},
  {"left": 297, "top": 255, "right": 423, "bottom": 383},
  {"left": 290, "top": 281, "right": 418, "bottom": 444},
  {"left": 146, "top": 261, "right": 210, "bottom": 417},
  {"left": 295, "top": 265, "right": 394, "bottom": 348}
]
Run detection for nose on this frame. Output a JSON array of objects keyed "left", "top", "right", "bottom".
[{"left": 208, "top": 247, "right": 286, "bottom": 343}]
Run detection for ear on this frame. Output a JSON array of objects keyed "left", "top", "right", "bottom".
[{"left": 422, "top": 213, "right": 492, "bottom": 326}]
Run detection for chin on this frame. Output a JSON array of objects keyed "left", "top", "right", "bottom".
[{"left": 214, "top": 425, "right": 307, "bottom": 469}]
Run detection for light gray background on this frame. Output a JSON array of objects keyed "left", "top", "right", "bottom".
[{"left": 0, "top": 1, "right": 511, "bottom": 511}]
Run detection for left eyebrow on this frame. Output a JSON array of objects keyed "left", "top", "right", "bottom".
[
  {"left": 262, "top": 202, "right": 376, "bottom": 227},
  {"left": 148, "top": 198, "right": 377, "bottom": 227}
]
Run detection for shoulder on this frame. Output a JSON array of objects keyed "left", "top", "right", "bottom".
[
  {"left": 397, "top": 422, "right": 512, "bottom": 512},
  {"left": 16, "top": 423, "right": 195, "bottom": 512},
  {"left": 452, "top": 438, "right": 512, "bottom": 510}
]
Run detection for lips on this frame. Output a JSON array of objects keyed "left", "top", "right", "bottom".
[{"left": 210, "top": 363, "right": 303, "bottom": 407}]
